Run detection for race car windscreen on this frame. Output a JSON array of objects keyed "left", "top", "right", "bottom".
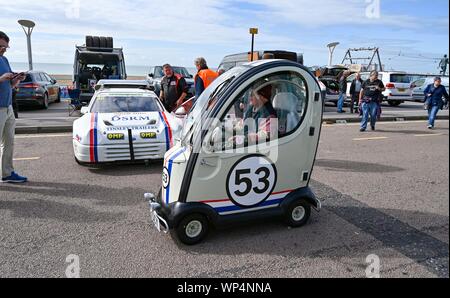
[{"left": 90, "top": 93, "right": 162, "bottom": 113}]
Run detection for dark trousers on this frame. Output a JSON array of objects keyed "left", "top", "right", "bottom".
[{"left": 350, "top": 94, "right": 359, "bottom": 113}]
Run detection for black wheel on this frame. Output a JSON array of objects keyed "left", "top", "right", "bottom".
[
  {"left": 173, "top": 214, "right": 209, "bottom": 245},
  {"left": 86, "top": 36, "right": 93, "bottom": 47},
  {"left": 284, "top": 199, "right": 311, "bottom": 228},
  {"left": 42, "top": 93, "right": 49, "bottom": 109},
  {"left": 55, "top": 88, "right": 61, "bottom": 103},
  {"left": 106, "top": 37, "right": 113, "bottom": 48},
  {"left": 99, "top": 37, "right": 107, "bottom": 48},
  {"left": 388, "top": 101, "right": 401, "bottom": 107},
  {"left": 92, "top": 36, "right": 100, "bottom": 48}
]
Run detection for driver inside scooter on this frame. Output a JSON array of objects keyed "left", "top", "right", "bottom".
[{"left": 229, "top": 84, "right": 278, "bottom": 146}]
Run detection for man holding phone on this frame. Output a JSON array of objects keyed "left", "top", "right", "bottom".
[{"left": 0, "top": 31, "right": 27, "bottom": 183}]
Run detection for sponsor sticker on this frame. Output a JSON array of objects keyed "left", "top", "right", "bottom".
[
  {"left": 140, "top": 132, "right": 157, "bottom": 139},
  {"left": 107, "top": 133, "right": 125, "bottom": 140}
]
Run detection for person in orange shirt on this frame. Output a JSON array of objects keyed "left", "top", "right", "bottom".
[{"left": 194, "top": 57, "right": 218, "bottom": 99}]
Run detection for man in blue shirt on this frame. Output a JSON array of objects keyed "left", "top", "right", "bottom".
[
  {"left": 424, "top": 76, "right": 449, "bottom": 129},
  {"left": 0, "top": 31, "right": 28, "bottom": 183}
]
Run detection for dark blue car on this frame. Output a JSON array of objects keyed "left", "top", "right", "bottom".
[{"left": 15, "top": 71, "right": 60, "bottom": 109}]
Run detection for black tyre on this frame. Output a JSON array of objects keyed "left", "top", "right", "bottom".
[
  {"left": 106, "top": 37, "right": 113, "bottom": 48},
  {"left": 173, "top": 214, "right": 209, "bottom": 245},
  {"left": 86, "top": 36, "right": 93, "bottom": 47},
  {"left": 99, "top": 36, "right": 107, "bottom": 48},
  {"left": 388, "top": 101, "right": 401, "bottom": 107},
  {"left": 284, "top": 199, "right": 311, "bottom": 228},
  {"left": 92, "top": 36, "right": 100, "bottom": 48},
  {"left": 55, "top": 88, "right": 61, "bottom": 103},
  {"left": 42, "top": 93, "right": 49, "bottom": 109}
]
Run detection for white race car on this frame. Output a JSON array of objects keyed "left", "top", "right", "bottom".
[{"left": 73, "top": 80, "right": 183, "bottom": 165}]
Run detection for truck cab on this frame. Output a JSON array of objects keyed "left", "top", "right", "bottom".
[{"left": 73, "top": 36, "right": 127, "bottom": 103}]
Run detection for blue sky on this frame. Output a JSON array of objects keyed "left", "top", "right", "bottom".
[{"left": 0, "top": 0, "right": 448, "bottom": 73}]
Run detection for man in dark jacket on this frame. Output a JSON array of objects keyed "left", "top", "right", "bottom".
[
  {"left": 424, "top": 76, "right": 449, "bottom": 129},
  {"left": 349, "top": 72, "right": 363, "bottom": 113},
  {"left": 159, "top": 64, "right": 188, "bottom": 112},
  {"left": 337, "top": 70, "right": 350, "bottom": 113}
]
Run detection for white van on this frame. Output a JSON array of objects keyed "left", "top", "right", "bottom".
[
  {"left": 346, "top": 71, "right": 413, "bottom": 106},
  {"left": 146, "top": 60, "right": 324, "bottom": 245}
]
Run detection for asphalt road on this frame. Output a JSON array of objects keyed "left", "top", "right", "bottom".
[{"left": 0, "top": 120, "right": 448, "bottom": 278}]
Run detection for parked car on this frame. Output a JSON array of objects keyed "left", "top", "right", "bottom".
[
  {"left": 146, "top": 66, "right": 195, "bottom": 98},
  {"left": 218, "top": 50, "right": 304, "bottom": 72},
  {"left": 346, "top": 71, "right": 413, "bottom": 106},
  {"left": 317, "top": 65, "right": 349, "bottom": 106},
  {"left": 15, "top": 71, "right": 60, "bottom": 109},
  {"left": 73, "top": 36, "right": 126, "bottom": 103},
  {"left": 411, "top": 76, "right": 449, "bottom": 102}
]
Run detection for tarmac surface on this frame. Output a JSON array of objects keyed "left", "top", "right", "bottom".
[{"left": 0, "top": 120, "right": 448, "bottom": 278}]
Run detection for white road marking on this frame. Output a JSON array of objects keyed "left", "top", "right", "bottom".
[
  {"left": 13, "top": 157, "right": 41, "bottom": 161},
  {"left": 15, "top": 134, "right": 70, "bottom": 139},
  {"left": 353, "top": 137, "right": 389, "bottom": 141}
]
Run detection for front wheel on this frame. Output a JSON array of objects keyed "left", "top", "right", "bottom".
[
  {"left": 173, "top": 214, "right": 209, "bottom": 245},
  {"left": 42, "top": 93, "right": 49, "bottom": 109},
  {"left": 284, "top": 199, "right": 311, "bottom": 228}
]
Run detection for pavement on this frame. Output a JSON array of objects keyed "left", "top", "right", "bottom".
[
  {"left": 14, "top": 100, "right": 449, "bottom": 134},
  {"left": 0, "top": 120, "right": 448, "bottom": 278}
]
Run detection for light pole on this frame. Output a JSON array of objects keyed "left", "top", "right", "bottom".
[
  {"left": 327, "top": 42, "right": 340, "bottom": 66},
  {"left": 18, "top": 19, "right": 35, "bottom": 71},
  {"left": 249, "top": 28, "right": 258, "bottom": 62}
]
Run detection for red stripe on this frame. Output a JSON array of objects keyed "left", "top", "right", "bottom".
[
  {"left": 89, "top": 113, "right": 95, "bottom": 162},
  {"left": 200, "top": 189, "right": 294, "bottom": 204},
  {"left": 161, "top": 112, "right": 173, "bottom": 147}
]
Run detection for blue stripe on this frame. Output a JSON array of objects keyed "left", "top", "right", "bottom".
[
  {"left": 159, "top": 112, "right": 170, "bottom": 151},
  {"left": 165, "top": 148, "right": 187, "bottom": 204},
  {"left": 94, "top": 113, "right": 99, "bottom": 162},
  {"left": 214, "top": 198, "right": 283, "bottom": 214}
]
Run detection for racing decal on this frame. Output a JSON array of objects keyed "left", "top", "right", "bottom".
[
  {"left": 107, "top": 133, "right": 125, "bottom": 140},
  {"left": 89, "top": 113, "right": 99, "bottom": 163},
  {"left": 201, "top": 190, "right": 292, "bottom": 215},
  {"left": 164, "top": 147, "right": 187, "bottom": 204},
  {"left": 225, "top": 155, "right": 277, "bottom": 208},
  {"left": 106, "top": 125, "right": 157, "bottom": 132},
  {"left": 140, "top": 132, "right": 157, "bottom": 139},
  {"left": 159, "top": 112, "right": 173, "bottom": 151}
]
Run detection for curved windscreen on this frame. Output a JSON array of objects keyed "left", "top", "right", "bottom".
[
  {"left": 91, "top": 93, "right": 161, "bottom": 113},
  {"left": 181, "top": 66, "right": 248, "bottom": 141}
]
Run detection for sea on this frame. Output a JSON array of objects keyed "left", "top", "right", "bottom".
[{"left": 9, "top": 62, "right": 197, "bottom": 76}]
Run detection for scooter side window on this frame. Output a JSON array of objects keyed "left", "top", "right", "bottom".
[{"left": 216, "top": 71, "right": 308, "bottom": 150}]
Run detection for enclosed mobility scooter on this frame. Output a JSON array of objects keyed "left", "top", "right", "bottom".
[{"left": 146, "top": 59, "right": 323, "bottom": 245}]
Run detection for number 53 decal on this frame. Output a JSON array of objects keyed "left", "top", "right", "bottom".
[{"left": 226, "top": 155, "right": 277, "bottom": 208}]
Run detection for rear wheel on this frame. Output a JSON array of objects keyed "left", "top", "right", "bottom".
[
  {"left": 173, "top": 214, "right": 209, "bottom": 245},
  {"left": 284, "top": 199, "right": 311, "bottom": 228},
  {"left": 41, "top": 93, "right": 49, "bottom": 109}
]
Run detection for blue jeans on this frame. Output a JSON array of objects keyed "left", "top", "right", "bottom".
[
  {"left": 337, "top": 92, "right": 345, "bottom": 112},
  {"left": 428, "top": 105, "right": 440, "bottom": 127},
  {"left": 360, "top": 101, "right": 378, "bottom": 130}
]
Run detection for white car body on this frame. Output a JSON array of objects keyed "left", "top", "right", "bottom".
[
  {"left": 73, "top": 83, "right": 183, "bottom": 164},
  {"left": 346, "top": 71, "right": 413, "bottom": 105},
  {"left": 411, "top": 77, "right": 449, "bottom": 102}
]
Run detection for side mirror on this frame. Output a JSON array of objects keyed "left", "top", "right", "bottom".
[
  {"left": 175, "top": 106, "right": 187, "bottom": 117},
  {"left": 149, "top": 74, "right": 154, "bottom": 78},
  {"left": 51, "top": 79, "right": 57, "bottom": 84},
  {"left": 80, "top": 107, "right": 89, "bottom": 115}
]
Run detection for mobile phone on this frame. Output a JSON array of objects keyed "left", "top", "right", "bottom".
[{"left": 11, "top": 72, "right": 25, "bottom": 80}]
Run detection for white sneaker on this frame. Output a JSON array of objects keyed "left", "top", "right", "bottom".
[{"left": 427, "top": 125, "right": 433, "bottom": 129}]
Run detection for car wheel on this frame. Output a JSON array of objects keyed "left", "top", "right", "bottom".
[
  {"left": 284, "top": 199, "right": 311, "bottom": 228},
  {"left": 92, "top": 36, "right": 100, "bottom": 48},
  {"left": 55, "top": 88, "right": 61, "bottom": 103},
  {"left": 106, "top": 37, "right": 113, "bottom": 48},
  {"left": 86, "top": 36, "right": 93, "bottom": 47},
  {"left": 99, "top": 37, "right": 107, "bottom": 48},
  {"left": 388, "top": 101, "right": 401, "bottom": 107},
  {"left": 42, "top": 93, "right": 49, "bottom": 109},
  {"left": 172, "top": 214, "right": 209, "bottom": 245}
]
